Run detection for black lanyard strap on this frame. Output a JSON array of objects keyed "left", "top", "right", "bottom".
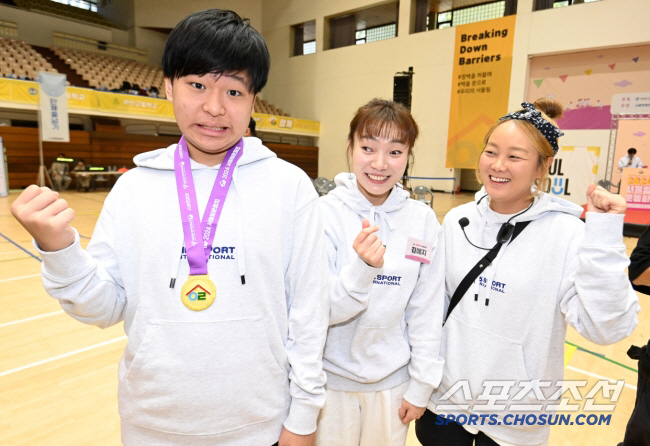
[{"left": 444, "top": 220, "right": 531, "bottom": 324}]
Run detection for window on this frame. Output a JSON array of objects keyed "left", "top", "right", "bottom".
[
  {"left": 303, "top": 41, "right": 316, "bottom": 54},
  {"left": 355, "top": 23, "right": 397, "bottom": 44},
  {"left": 50, "top": 0, "right": 99, "bottom": 12},
  {"left": 436, "top": 1, "right": 506, "bottom": 29},
  {"left": 327, "top": 2, "right": 398, "bottom": 50},
  {"left": 539, "top": 0, "right": 601, "bottom": 10},
  {"left": 292, "top": 20, "right": 316, "bottom": 56},
  {"left": 365, "top": 23, "right": 397, "bottom": 43}
]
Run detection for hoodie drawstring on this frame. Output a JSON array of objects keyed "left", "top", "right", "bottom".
[
  {"left": 169, "top": 162, "right": 247, "bottom": 288},
  {"left": 232, "top": 170, "right": 246, "bottom": 285},
  {"left": 169, "top": 234, "right": 184, "bottom": 288},
  {"left": 368, "top": 206, "right": 396, "bottom": 243}
]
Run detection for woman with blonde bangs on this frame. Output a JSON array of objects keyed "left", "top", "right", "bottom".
[
  {"left": 317, "top": 98, "right": 445, "bottom": 446},
  {"left": 415, "top": 100, "right": 639, "bottom": 446}
]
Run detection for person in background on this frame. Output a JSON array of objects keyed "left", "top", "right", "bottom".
[
  {"left": 245, "top": 116, "right": 257, "bottom": 137},
  {"left": 615, "top": 228, "right": 650, "bottom": 446},
  {"left": 49, "top": 153, "right": 71, "bottom": 191},
  {"left": 72, "top": 159, "right": 90, "bottom": 192},
  {"left": 618, "top": 148, "right": 643, "bottom": 171}
]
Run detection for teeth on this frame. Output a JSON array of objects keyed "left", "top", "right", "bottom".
[
  {"left": 201, "top": 125, "right": 226, "bottom": 130},
  {"left": 368, "top": 174, "right": 388, "bottom": 181},
  {"left": 490, "top": 176, "right": 510, "bottom": 183}
]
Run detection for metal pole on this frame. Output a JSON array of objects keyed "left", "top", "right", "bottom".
[{"left": 36, "top": 84, "right": 53, "bottom": 188}]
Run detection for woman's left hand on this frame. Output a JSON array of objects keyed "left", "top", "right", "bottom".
[{"left": 586, "top": 183, "right": 627, "bottom": 214}]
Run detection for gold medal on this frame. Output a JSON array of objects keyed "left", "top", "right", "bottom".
[{"left": 180, "top": 275, "right": 216, "bottom": 311}]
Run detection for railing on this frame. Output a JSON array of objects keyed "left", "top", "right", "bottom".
[{"left": 53, "top": 31, "right": 148, "bottom": 62}]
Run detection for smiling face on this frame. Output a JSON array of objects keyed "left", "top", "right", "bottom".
[
  {"left": 478, "top": 120, "right": 550, "bottom": 214},
  {"left": 165, "top": 71, "right": 255, "bottom": 166},
  {"left": 351, "top": 131, "right": 409, "bottom": 206}
]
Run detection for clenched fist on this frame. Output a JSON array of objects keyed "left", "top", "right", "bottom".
[
  {"left": 10, "top": 185, "right": 76, "bottom": 252},
  {"left": 586, "top": 183, "right": 627, "bottom": 214},
  {"left": 353, "top": 218, "right": 385, "bottom": 268}
]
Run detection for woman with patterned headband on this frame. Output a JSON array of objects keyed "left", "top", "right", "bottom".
[{"left": 415, "top": 99, "right": 639, "bottom": 446}]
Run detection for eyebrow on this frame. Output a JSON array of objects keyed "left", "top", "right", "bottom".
[
  {"left": 224, "top": 73, "right": 249, "bottom": 85},
  {"left": 486, "top": 142, "right": 529, "bottom": 153},
  {"left": 360, "top": 135, "right": 405, "bottom": 144}
]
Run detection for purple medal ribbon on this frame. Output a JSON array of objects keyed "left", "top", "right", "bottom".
[{"left": 174, "top": 136, "right": 244, "bottom": 275}]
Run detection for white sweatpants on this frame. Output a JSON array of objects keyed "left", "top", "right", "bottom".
[{"left": 316, "top": 382, "right": 409, "bottom": 446}]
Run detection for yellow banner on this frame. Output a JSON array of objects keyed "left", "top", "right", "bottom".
[
  {"left": 253, "top": 113, "right": 320, "bottom": 136},
  {"left": 446, "top": 15, "right": 516, "bottom": 168},
  {"left": 0, "top": 78, "right": 174, "bottom": 119},
  {"left": 96, "top": 91, "right": 174, "bottom": 118},
  {"left": 0, "top": 79, "right": 321, "bottom": 134},
  {"left": 0, "top": 78, "right": 39, "bottom": 104}
]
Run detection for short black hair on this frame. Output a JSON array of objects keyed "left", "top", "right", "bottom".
[
  {"left": 163, "top": 9, "right": 270, "bottom": 94},
  {"left": 248, "top": 117, "right": 257, "bottom": 137},
  {"left": 629, "top": 148, "right": 637, "bottom": 155}
]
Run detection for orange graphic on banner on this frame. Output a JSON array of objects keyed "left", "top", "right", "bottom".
[{"left": 446, "top": 15, "right": 516, "bottom": 168}]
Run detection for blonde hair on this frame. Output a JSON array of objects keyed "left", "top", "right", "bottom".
[{"left": 476, "top": 98, "right": 564, "bottom": 195}]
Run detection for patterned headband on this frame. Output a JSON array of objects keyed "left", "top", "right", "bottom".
[{"left": 498, "top": 102, "right": 564, "bottom": 154}]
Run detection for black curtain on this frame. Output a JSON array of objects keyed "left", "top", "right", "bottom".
[
  {"left": 415, "top": 0, "right": 429, "bottom": 33},
  {"left": 534, "top": 0, "right": 555, "bottom": 10},
  {"left": 505, "top": 0, "right": 518, "bottom": 15},
  {"left": 294, "top": 25, "right": 304, "bottom": 56},
  {"left": 329, "top": 14, "right": 356, "bottom": 49}
]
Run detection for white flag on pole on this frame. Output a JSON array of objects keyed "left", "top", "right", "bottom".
[{"left": 38, "top": 72, "right": 69, "bottom": 142}]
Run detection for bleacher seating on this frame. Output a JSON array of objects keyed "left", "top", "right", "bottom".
[
  {"left": 13, "top": 0, "right": 115, "bottom": 28},
  {"left": 0, "top": 38, "right": 291, "bottom": 112},
  {"left": 0, "top": 37, "right": 56, "bottom": 79},
  {"left": 53, "top": 46, "right": 165, "bottom": 94},
  {"left": 255, "top": 96, "right": 290, "bottom": 117}
]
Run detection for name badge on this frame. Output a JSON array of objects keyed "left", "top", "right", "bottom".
[{"left": 405, "top": 237, "right": 433, "bottom": 264}]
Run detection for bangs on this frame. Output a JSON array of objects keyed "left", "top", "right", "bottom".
[
  {"left": 352, "top": 104, "right": 417, "bottom": 148},
  {"left": 357, "top": 121, "right": 409, "bottom": 145}
]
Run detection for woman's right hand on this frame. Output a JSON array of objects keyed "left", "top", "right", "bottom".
[{"left": 353, "top": 218, "right": 385, "bottom": 268}]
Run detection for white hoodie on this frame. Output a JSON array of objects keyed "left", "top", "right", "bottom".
[
  {"left": 429, "top": 189, "right": 639, "bottom": 445},
  {"left": 36, "top": 137, "right": 329, "bottom": 446},
  {"left": 319, "top": 173, "right": 445, "bottom": 407}
]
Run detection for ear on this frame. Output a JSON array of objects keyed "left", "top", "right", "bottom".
[
  {"left": 251, "top": 94, "right": 257, "bottom": 115},
  {"left": 164, "top": 77, "right": 173, "bottom": 102},
  {"left": 545, "top": 156, "right": 554, "bottom": 171}
]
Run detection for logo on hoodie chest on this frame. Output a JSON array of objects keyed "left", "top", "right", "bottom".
[
  {"left": 180, "top": 246, "right": 236, "bottom": 260},
  {"left": 478, "top": 276, "right": 506, "bottom": 293},
  {"left": 373, "top": 275, "right": 402, "bottom": 286}
]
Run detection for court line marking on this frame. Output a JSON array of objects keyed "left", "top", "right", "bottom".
[
  {"left": 0, "top": 250, "right": 23, "bottom": 255},
  {"left": 0, "top": 310, "right": 64, "bottom": 328},
  {"left": 0, "top": 336, "right": 128, "bottom": 378},
  {"left": 566, "top": 365, "right": 637, "bottom": 391},
  {"left": 0, "top": 273, "right": 41, "bottom": 283},
  {"left": 565, "top": 340, "right": 638, "bottom": 373},
  {"left": 0, "top": 232, "right": 41, "bottom": 262}
]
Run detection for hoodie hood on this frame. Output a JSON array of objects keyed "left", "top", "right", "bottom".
[
  {"left": 133, "top": 136, "right": 276, "bottom": 170},
  {"left": 329, "top": 173, "right": 410, "bottom": 239},
  {"left": 330, "top": 172, "right": 410, "bottom": 215},
  {"left": 134, "top": 137, "right": 274, "bottom": 289},
  {"left": 469, "top": 186, "right": 584, "bottom": 304},
  {"left": 473, "top": 186, "right": 583, "bottom": 223}
]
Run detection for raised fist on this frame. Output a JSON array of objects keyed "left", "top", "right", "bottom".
[{"left": 11, "top": 185, "right": 76, "bottom": 252}]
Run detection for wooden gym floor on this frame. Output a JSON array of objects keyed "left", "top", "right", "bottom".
[{"left": 0, "top": 189, "right": 647, "bottom": 445}]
